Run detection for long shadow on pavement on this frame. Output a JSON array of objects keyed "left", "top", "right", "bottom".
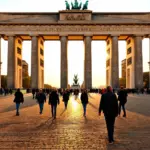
[
  {"left": 125, "top": 95, "right": 150, "bottom": 117},
  {"left": 1, "top": 97, "right": 38, "bottom": 113}
]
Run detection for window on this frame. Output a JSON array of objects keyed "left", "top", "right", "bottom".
[
  {"left": 127, "top": 39, "right": 131, "bottom": 45},
  {"left": 17, "top": 47, "right": 21, "bottom": 55},
  {"left": 107, "top": 40, "right": 110, "bottom": 45},
  {"left": 40, "top": 48, "right": 44, "bottom": 56},
  {"left": 17, "top": 58, "right": 22, "bottom": 66},
  {"left": 127, "top": 57, "right": 132, "bottom": 66},
  {"left": 40, "top": 59, "right": 44, "bottom": 67},
  {"left": 106, "top": 59, "right": 110, "bottom": 67},
  {"left": 18, "top": 39, "right": 22, "bottom": 45},
  {"left": 127, "top": 47, "right": 132, "bottom": 55}
]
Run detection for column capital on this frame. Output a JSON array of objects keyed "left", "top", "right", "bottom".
[
  {"left": 6, "top": 34, "right": 16, "bottom": 37},
  {"left": 110, "top": 34, "right": 120, "bottom": 37},
  {"left": 30, "top": 34, "right": 39, "bottom": 37},
  {"left": 133, "top": 34, "right": 144, "bottom": 37},
  {"left": 84, "top": 34, "right": 93, "bottom": 37},
  {"left": 59, "top": 34, "right": 68, "bottom": 37}
]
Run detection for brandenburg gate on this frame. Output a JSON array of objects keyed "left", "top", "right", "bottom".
[{"left": 0, "top": 10, "right": 150, "bottom": 89}]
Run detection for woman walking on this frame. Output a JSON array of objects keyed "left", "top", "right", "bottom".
[{"left": 14, "top": 89, "right": 24, "bottom": 116}]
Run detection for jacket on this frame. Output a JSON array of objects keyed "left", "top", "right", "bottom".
[
  {"left": 99, "top": 92, "right": 118, "bottom": 117},
  {"left": 49, "top": 91, "right": 60, "bottom": 105},
  {"left": 14, "top": 91, "right": 24, "bottom": 103}
]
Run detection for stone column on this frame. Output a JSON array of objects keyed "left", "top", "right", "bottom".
[
  {"left": 31, "top": 36, "right": 40, "bottom": 88},
  {"left": 7, "top": 35, "right": 16, "bottom": 88},
  {"left": 0, "top": 36, "right": 1, "bottom": 88},
  {"left": 134, "top": 36, "right": 143, "bottom": 89},
  {"left": 110, "top": 36, "right": 119, "bottom": 88},
  {"left": 60, "top": 36, "right": 68, "bottom": 89},
  {"left": 84, "top": 36, "right": 92, "bottom": 89}
]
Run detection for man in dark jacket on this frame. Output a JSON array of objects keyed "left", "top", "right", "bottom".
[
  {"left": 14, "top": 89, "right": 24, "bottom": 116},
  {"left": 118, "top": 86, "right": 128, "bottom": 117},
  {"left": 80, "top": 89, "right": 88, "bottom": 117},
  {"left": 63, "top": 89, "right": 69, "bottom": 109},
  {"left": 99, "top": 86, "right": 118, "bottom": 144},
  {"left": 36, "top": 89, "right": 46, "bottom": 114},
  {"left": 49, "top": 89, "right": 60, "bottom": 119}
]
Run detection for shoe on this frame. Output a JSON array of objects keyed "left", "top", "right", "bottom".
[
  {"left": 109, "top": 141, "right": 114, "bottom": 144},
  {"left": 16, "top": 112, "right": 19, "bottom": 116},
  {"left": 40, "top": 112, "right": 42, "bottom": 114}
]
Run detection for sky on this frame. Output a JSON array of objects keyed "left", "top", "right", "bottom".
[{"left": 0, "top": 0, "right": 150, "bottom": 88}]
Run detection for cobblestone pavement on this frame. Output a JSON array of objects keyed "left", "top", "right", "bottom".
[{"left": 0, "top": 93, "right": 150, "bottom": 150}]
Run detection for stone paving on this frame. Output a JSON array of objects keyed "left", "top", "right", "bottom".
[{"left": 0, "top": 93, "right": 150, "bottom": 150}]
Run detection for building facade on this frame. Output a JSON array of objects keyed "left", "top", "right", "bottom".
[
  {"left": 0, "top": 10, "right": 150, "bottom": 89},
  {"left": 22, "top": 60, "right": 29, "bottom": 79},
  {"left": 121, "top": 59, "right": 126, "bottom": 79}
]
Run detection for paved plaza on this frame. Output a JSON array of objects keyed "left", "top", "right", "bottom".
[{"left": 0, "top": 93, "right": 150, "bottom": 150}]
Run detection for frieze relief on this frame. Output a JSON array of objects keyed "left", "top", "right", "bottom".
[
  {"left": 0, "top": 25, "right": 150, "bottom": 33},
  {"left": 65, "top": 14, "right": 86, "bottom": 20}
]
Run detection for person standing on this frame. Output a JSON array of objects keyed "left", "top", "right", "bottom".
[
  {"left": 63, "top": 89, "right": 69, "bottom": 109},
  {"left": 80, "top": 89, "right": 88, "bottom": 117},
  {"left": 36, "top": 89, "right": 46, "bottom": 114},
  {"left": 14, "top": 89, "right": 24, "bottom": 116},
  {"left": 118, "top": 86, "right": 128, "bottom": 117},
  {"left": 99, "top": 86, "right": 118, "bottom": 144},
  {"left": 49, "top": 89, "right": 60, "bottom": 119}
]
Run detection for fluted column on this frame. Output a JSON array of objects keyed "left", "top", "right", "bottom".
[
  {"left": 134, "top": 36, "right": 143, "bottom": 89},
  {"left": 7, "top": 35, "right": 16, "bottom": 88},
  {"left": 84, "top": 36, "right": 92, "bottom": 89},
  {"left": 0, "top": 36, "right": 1, "bottom": 88},
  {"left": 60, "top": 36, "right": 68, "bottom": 89},
  {"left": 31, "top": 36, "right": 39, "bottom": 88},
  {"left": 111, "top": 36, "right": 119, "bottom": 88}
]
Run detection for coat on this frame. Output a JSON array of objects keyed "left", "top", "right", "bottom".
[
  {"left": 63, "top": 92, "right": 69, "bottom": 102},
  {"left": 36, "top": 93, "right": 46, "bottom": 103},
  {"left": 99, "top": 92, "right": 118, "bottom": 117},
  {"left": 49, "top": 91, "right": 60, "bottom": 105},
  {"left": 118, "top": 89, "right": 128, "bottom": 104},
  {"left": 14, "top": 91, "right": 24, "bottom": 103},
  {"left": 80, "top": 92, "right": 88, "bottom": 104}
]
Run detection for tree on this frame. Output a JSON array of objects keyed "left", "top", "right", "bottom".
[
  {"left": 119, "top": 78, "right": 126, "bottom": 88},
  {"left": 44, "top": 84, "right": 52, "bottom": 89},
  {"left": 1, "top": 75, "right": 7, "bottom": 88},
  {"left": 22, "top": 76, "right": 31, "bottom": 88},
  {"left": 143, "top": 72, "right": 149, "bottom": 88}
]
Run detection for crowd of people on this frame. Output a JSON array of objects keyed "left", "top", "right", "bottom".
[
  {"left": 12, "top": 86, "right": 129, "bottom": 144},
  {"left": 0, "top": 88, "right": 13, "bottom": 95}
]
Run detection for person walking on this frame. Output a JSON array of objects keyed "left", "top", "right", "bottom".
[
  {"left": 118, "top": 86, "right": 128, "bottom": 117},
  {"left": 63, "top": 89, "right": 69, "bottom": 109},
  {"left": 32, "top": 89, "right": 36, "bottom": 99},
  {"left": 36, "top": 89, "right": 46, "bottom": 114},
  {"left": 80, "top": 89, "right": 88, "bottom": 117},
  {"left": 14, "top": 89, "right": 24, "bottom": 116},
  {"left": 99, "top": 86, "right": 118, "bottom": 144},
  {"left": 49, "top": 89, "right": 60, "bottom": 119}
]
